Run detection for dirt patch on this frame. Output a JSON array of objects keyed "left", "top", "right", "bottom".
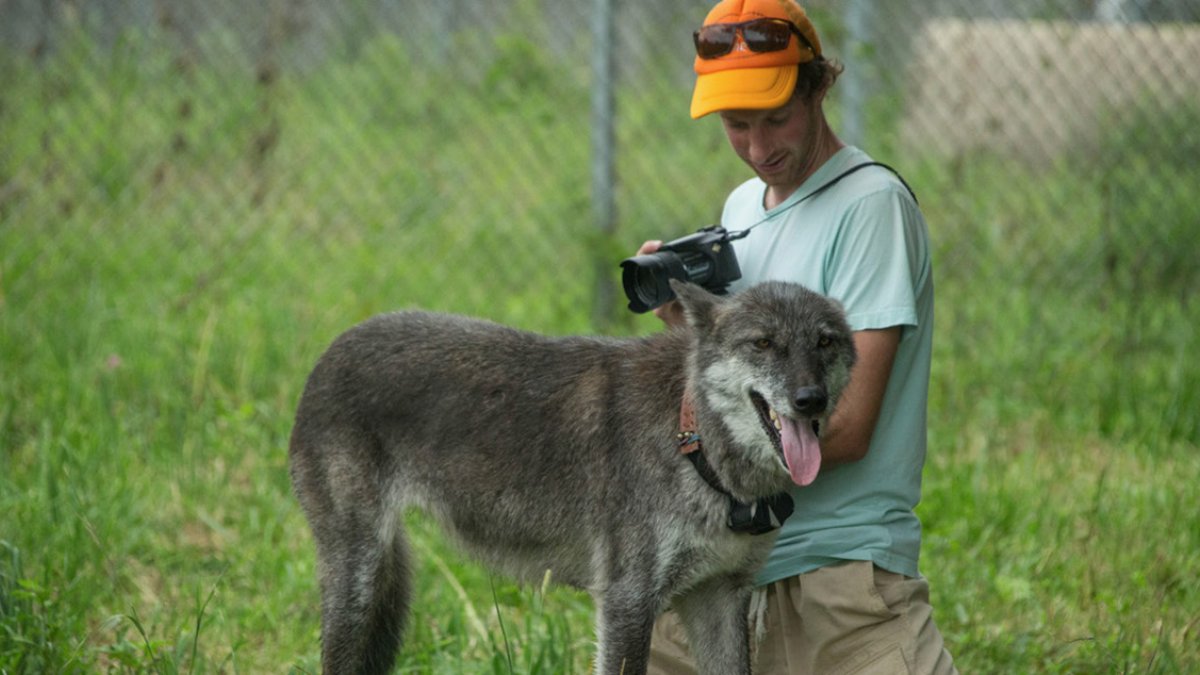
[{"left": 900, "top": 19, "right": 1200, "bottom": 163}]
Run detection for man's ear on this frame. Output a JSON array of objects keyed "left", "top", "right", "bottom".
[{"left": 669, "top": 280, "right": 722, "bottom": 331}]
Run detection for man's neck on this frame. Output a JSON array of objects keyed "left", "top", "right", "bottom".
[{"left": 764, "top": 126, "right": 846, "bottom": 210}]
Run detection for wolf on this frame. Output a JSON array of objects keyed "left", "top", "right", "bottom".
[{"left": 289, "top": 280, "right": 856, "bottom": 675}]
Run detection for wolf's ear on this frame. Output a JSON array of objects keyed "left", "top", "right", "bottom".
[{"left": 670, "top": 280, "right": 721, "bottom": 331}]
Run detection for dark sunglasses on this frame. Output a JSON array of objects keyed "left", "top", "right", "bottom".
[{"left": 693, "top": 18, "right": 814, "bottom": 60}]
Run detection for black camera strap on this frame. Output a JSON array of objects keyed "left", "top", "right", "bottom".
[{"left": 728, "top": 161, "right": 917, "bottom": 242}]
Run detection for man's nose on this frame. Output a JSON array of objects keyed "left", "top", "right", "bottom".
[{"left": 747, "top": 126, "right": 773, "bottom": 160}]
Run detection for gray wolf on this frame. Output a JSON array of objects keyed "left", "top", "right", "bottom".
[{"left": 288, "top": 280, "right": 856, "bottom": 675}]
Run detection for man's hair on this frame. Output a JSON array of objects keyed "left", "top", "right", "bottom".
[{"left": 793, "top": 57, "right": 844, "bottom": 101}]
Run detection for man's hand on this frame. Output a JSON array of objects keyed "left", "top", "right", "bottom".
[{"left": 636, "top": 240, "right": 686, "bottom": 328}]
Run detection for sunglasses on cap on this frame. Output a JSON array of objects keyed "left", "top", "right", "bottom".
[{"left": 693, "top": 18, "right": 815, "bottom": 60}]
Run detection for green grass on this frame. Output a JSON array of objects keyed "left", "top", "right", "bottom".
[{"left": 2, "top": 30, "right": 1199, "bottom": 673}]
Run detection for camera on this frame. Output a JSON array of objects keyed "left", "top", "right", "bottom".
[{"left": 620, "top": 225, "right": 743, "bottom": 314}]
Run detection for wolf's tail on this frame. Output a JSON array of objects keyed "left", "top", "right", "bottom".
[
  {"left": 319, "top": 524, "right": 411, "bottom": 674},
  {"left": 291, "top": 426, "right": 413, "bottom": 675}
]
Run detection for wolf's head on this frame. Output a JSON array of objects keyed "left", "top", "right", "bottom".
[{"left": 672, "top": 280, "right": 856, "bottom": 499}]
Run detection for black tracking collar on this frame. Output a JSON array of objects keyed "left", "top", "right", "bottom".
[{"left": 679, "top": 432, "right": 795, "bottom": 535}]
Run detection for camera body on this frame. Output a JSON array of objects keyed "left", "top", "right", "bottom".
[{"left": 620, "top": 225, "right": 742, "bottom": 314}]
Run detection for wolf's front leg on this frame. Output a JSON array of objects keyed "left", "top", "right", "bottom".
[
  {"left": 592, "top": 586, "right": 661, "bottom": 675},
  {"left": 673, "top": 576, "right": 754, "bottom": 675}
]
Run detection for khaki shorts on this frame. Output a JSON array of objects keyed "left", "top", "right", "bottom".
[{"left": 649, "top": 561, "right": 957, "bottom": 675}]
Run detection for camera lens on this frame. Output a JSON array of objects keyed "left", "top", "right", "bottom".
[
  {"left": 620, "top": 252, "right": 686, "bottom": 313},
  {"left": 618, "top": 226, "right": 741, "bottom": 314}
]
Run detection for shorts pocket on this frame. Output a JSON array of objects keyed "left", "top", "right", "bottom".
[
  {"left": 839, "top": 642, "right": 911, "bottom": 675},
  {"left": 857, "top": 561, "right": 901, "bottom": 621}
]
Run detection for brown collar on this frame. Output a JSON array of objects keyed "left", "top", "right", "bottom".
[
  {"left": 677, "top": 389, "right": 702, "bottom": 455},
  {"left": 678, "top": 388, "right": 723, "bottom": 495}
]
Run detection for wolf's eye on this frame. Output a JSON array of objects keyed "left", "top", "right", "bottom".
[
  {"left": 817, "top": 336, "right": 832, "bottom": 348},
  {"left": 754, "top": 338, "right": 774, "bottom": 350}
]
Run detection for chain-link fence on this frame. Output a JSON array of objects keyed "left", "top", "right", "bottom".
[
  {"left": 2, "top": 0, "right": 1198, "bottom": 442},
  {"left": 2, "top": 2, "right": 1199, "bottom": 670}
]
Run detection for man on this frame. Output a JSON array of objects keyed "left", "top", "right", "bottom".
[{"left": 641, "top": 0, "right": 957, "bottom": 673}]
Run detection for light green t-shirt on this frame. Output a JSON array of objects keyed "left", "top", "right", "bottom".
[{"left": 724, "top": 146, "right": 934, "bottom": 582}]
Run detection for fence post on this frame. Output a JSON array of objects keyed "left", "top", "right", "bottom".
[
  {"left": 842, "top": 0, "right": 869, "bottom": 148},
  {"left": 590, "top": 0, "right": 616, "bottom": 330},
  {"left": 1096, "top": 0, "right": 1140, "bottom": 21}
]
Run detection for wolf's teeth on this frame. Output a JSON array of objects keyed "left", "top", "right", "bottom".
[{"left": 769, "top": 408, "right": 782, "bottom": 431}]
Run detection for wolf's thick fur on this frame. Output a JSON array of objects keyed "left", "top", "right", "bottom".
[{"left": 289, "top": 281, "right": 856, "bottom": 675}]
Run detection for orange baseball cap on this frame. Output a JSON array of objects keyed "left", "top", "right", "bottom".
[{"left": 690, "top": 0, "right": 822, "bottom": 119}]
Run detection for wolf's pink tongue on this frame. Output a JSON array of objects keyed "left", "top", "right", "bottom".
[{"left": 780, "top": 416, "right": 821, "bottom": 486}]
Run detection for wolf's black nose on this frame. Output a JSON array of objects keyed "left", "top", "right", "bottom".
[{"left": 793, "top": 386, "right": 827, "bottom": 416}]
